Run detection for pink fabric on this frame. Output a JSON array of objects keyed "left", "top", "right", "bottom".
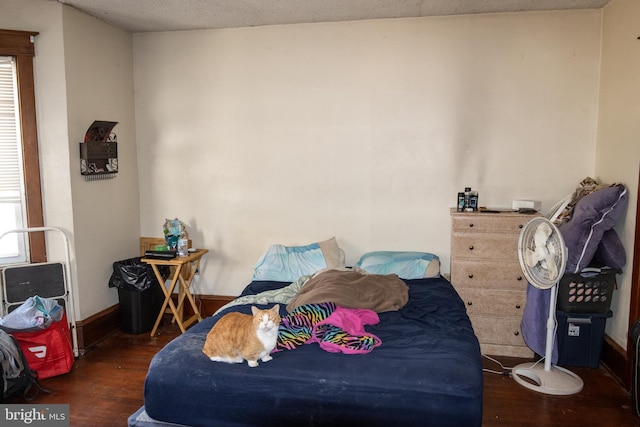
[{"left": 311, "top": 306, "right": 381, "bottom": 354}]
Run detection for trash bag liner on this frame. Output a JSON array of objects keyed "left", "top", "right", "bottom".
[{"left": 109, "top": 257, "right": 170, "bottom": 292}]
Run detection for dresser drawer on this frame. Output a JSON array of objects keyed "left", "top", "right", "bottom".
[
  {"left": 456, "top": 288, "right": 525, "bottom": 316},
  {"left": 451, "top": 212, "right": 533, "bottom": 234},
  {"left": 451, "top": 233, "right": 519, "bottom": 260},
  {"left": 450, "top": 259, "right": 525, "bottom": 288},
  {"left": 470, "top": 315, "right": 526, "bottom": 347}
]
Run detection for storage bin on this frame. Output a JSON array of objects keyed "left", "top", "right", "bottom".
[
  {"left": 556, "top": 310, "right": 612, "bottom": 368},
  {"left": 557, "top": 268, "right": 620, "bottom": 313}
]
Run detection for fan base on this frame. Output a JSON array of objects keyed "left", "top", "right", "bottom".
[{"left": 513, "top": 362, "right": 583, "bottom": 395}]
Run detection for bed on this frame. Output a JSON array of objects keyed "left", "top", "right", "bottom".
[{"left": 130, "top": 242, "right": 483, "bottom": 427}]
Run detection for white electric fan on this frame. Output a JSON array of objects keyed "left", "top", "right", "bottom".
[{"left": 512, "top": 216, "right": 583, "bottom": 395}]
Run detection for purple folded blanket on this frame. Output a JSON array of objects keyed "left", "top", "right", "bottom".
[{"left": 521, "top": 284, "right": 558, "bottom": 364}]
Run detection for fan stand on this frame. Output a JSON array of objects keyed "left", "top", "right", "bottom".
[{"left": 512, "top": 283, "right": 583, "bottom": 395}]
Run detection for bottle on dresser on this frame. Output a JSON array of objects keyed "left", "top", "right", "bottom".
[{"left": 460, "top": 187, "right": 479, "bottom": 212}]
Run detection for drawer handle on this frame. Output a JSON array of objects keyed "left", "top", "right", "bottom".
[
  {"left": 468, "top": 245, "right": 474, "bottom": 250},
  {"left": 514, "top": 331, "right": 520, "bottom": 336},
  {"left": 468, "top": 274, "right": 474, "bottom": 279},
  {"left": 467, "top": 301, "right": 473, "bottom": 306},
  {"left": 469, "top": 223, "right": 474, "bottom": 228},
  {"left": 517, "top": 276, "right": 523, "bottom": 281},
  {"left": 515, "top": 304, "right": 521, "bottom": 309},
  {"left": 519, "top": 224, "right": 524, "bottom": 229}
]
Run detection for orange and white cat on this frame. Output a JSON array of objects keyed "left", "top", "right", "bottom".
[{"left": 202, "top": 305, "right": 281, "bottom": 368}]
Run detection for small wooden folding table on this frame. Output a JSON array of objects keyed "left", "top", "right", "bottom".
[{"left": 142, "top": 249, "right": 208, "bottom": 337}]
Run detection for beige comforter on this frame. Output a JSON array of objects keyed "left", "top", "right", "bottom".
[{"left": 286, "top": 269, "right": 409, "bottom": 313}]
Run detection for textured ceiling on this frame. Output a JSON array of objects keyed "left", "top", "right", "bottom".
[{"left": 54, "top": 0, "right": 612, "bottom": 33}]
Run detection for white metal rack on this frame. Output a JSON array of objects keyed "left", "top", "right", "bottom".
[{"left": 0, "top": 227, "right": 78, "bottom": 357}]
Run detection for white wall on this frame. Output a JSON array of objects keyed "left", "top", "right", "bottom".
[
  {"left": 597, "top": 0, "right": 640, "bottom": 348},
  {"left": 61, "top": 7, "right": 139, "bottom": 319},
  {"left": 4, "top": 1, "right": 635, "bottom": 352},
  {"left": 0, "top": 0, "right": 77, "bottom": 311},
  {"left": 0, "top": 0, "right": 139, "bottom": 320},
  {"left": 134, "top": 11, "right": 602, "bottom": 297}
]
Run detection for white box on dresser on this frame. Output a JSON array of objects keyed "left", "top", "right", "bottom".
[{"left": 450, "top": 208, "right": 540, "bottom": 358}]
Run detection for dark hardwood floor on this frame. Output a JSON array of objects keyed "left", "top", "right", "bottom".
[
  {"left": 482, "top": 356, "right": 638, "bottom": 427},
  {"left": 11, "top": 317, "right": 639, "bottom": 426},
  {"left": 7, "top": 317, "right": 181, "bottom": 426}
]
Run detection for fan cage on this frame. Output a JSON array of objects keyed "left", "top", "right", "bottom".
[{"left": 518, "top": 217, "right": 567, "bottom": 290}]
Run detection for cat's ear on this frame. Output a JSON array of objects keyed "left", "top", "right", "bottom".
[
  {"left": 251, "top": 306, "right": 259, "bottom": 315},
  {"left": 271, "top": 304, "right": 280, "bottom": 313}
]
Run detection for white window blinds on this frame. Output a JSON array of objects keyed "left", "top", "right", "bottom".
[
  {"left": 0, "top": 56, "right": 27, "bottom": 262},
  {"left": 0, "top": 56, "right": 21, "bottom": 201}
]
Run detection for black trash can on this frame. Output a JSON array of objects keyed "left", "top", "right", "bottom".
[{"left": 109, "top": 257, "right": 169, "bottom": 334}]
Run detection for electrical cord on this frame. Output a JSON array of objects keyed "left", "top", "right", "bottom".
[
  {"left": 188, "top": 270, "right": 204, "bottom": 316},
  {"left": 482, "top": 354, "right": 513, "bottom": 377},
  {"left": 482, "top": 310, "right": 560, "bottom": 379},
  {"left": 482, "top": 327, "right": 560, "bottom": 378}
]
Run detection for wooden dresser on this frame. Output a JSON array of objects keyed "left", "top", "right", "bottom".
[{"left": 450, "top": 208, "right": 539, "bottom": 357}]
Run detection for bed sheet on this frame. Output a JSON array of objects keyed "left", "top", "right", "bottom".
[{"left": 143, "top": 276, "right": 483, "bottom": 427}]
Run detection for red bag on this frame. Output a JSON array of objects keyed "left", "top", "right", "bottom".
[{"left": 12, "top": 312, "right": 74, "bottom": 379}]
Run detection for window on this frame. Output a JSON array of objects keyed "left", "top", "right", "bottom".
[
  {"left": 0, "top": 56, "right": 26, "bottom": 263},
  {"left": 0, "top": 30, "right": 45, "bottom": 265}
]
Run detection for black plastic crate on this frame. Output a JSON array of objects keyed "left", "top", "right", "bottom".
[
  {"left": 556, "top": 310, "right": 612, "bottom": 368},
  {"left": 557, "top": 268, "right": 620, "bottom": 314}
]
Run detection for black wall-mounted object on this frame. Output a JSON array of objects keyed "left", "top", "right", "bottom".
[
  {"left": 79, "top": 141, "right": 118, "bottom": 178},
  {"left": 80, "top": 120, "right": 118, "bottom": 181}
]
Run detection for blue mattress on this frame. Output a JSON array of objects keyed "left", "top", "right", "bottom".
[{"left": 143, "top": 276, "right": 483, "bottom": 426}]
